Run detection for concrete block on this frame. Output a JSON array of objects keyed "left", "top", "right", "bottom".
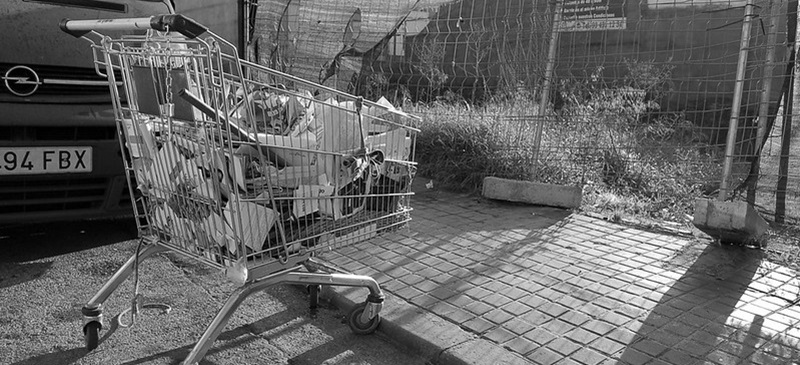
[
  {"left": 693, "top": 198, "right": 770, "bottom": 244},
  {"left": 482, "top": 176, "right": 582, "bottom": 209}
]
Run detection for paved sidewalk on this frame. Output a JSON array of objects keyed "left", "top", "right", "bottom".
[{"left": 322, "top": 180, "right": 800, "bottom": 365}]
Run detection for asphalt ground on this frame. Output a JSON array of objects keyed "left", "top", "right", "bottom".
[{"left": 0, "top": 220, "right": 427, "bottom": 365}]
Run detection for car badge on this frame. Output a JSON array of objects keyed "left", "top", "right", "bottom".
[{"left": 3, "top": 65, "right": 41, "bottom": 97}]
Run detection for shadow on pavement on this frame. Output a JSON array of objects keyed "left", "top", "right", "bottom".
[
  {"left": 617, "top": 243, "right": 764, "bottom": 363},
  {"left": 115, "top": 308, "right": 304, "bottom": 365},
  {"left": 367, "top": 197, "right": 576, "bottom": 337},
  {"left": 0, "top": 261, "right": 54, "bottom": 290},
  {"left": 0, "top": 219, "right": 137, "bottom": 290},
  {"left": 9, "top": 347, "right": 87, "bottom": 365},
  {"left": 9, "top": 298, "right": 140, "bottom": 365},
  {"left": 0, "top": 219, "right": 137, "bottom": 263}
]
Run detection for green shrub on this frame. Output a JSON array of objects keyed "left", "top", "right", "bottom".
[
  {"left": 411, "top": 99, "right": 539, "bottom": 193},
  {"left": 410, "top": 60, "right": 723, "bottom": 223},
  {"left": 536, "top": 63, "right": 722, "bottom": 221}
]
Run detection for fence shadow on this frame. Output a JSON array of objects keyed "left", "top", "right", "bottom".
[{"left": 617, "top": 243, "right": 764, "bottom": 363}]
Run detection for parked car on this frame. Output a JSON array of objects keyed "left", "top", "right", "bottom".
[{"left": 0, "top": 0, "right": 175, "bottom": 224}]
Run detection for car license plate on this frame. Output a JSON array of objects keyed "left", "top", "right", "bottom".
[{"left": 0, "top": 147, "right": 93, "bottom": 175}]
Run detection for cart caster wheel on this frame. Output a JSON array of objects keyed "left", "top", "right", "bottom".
[
  {"left": 84, "top": 321, "right": 102, "bottom": 351},
  {"left": 346, "top": 302, "right": 380, "bottom": 335}
]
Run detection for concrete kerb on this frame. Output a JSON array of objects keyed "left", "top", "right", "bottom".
[{"left": 321, "top": 285, "right": 532, "bottom": 365}]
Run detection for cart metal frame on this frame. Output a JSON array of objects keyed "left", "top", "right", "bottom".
[{"left": 62, "top": 14, "right": 419, "bottom": 365}]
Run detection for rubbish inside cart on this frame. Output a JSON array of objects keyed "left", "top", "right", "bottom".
[{"left": 61, "top": 14, "right": 419, "bottom": 365}]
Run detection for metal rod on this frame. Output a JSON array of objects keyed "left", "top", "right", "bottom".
[
  {"left": 86, "top": 242, "right": 168, "bottom": 307},
  {"left": 282, "top": 272, "right": 384, "bottom": 297},
  {"left": 747, "top": 0, "right": 780, "bottom": 204},
  {"left": 60, "top": 15, "right": 208, "bottom": 39},
  {"left": 718, "top": 0, "right": 756, "bottom": 201},
  {"left": 776, "top": 0, "right": 800, "bottom": 222},
  {"left": 182, "top": 270, "right": 280, "bottom": 365},
  {"left": 530, "top": 0, "right": 562, "bottom": 180},
  {"left": 61, "top": 17, "right": 155, "bottom": 36},
  {"left": 182, "top": 266, "right": 384, "bottom": 364}
]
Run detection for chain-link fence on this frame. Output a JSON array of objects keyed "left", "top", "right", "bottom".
[{"left": 244, "top": 0, "right": 800, "bottom": 227}]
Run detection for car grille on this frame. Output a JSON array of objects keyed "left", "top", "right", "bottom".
[
  {"left": 0, "top": 125, "right": 130, "bottom": 222},
  {"left": 0, "top": 175, "right": 132, "bottom": 220},
  {"left": 0, "top": 63, "right": 120, "bottom": 97},
  {"left": 0, "top": 177, "right": 109, "bottom": 213}
]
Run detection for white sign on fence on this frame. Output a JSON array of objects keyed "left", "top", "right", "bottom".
[{"left": 559, "top": 0, "right": 627, "bottom": 32}]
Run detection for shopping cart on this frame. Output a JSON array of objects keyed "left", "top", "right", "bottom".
[{"left": 60, "top": 14, "right": 419, "bottom": 364}]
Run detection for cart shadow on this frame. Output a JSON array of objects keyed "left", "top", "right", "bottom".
[
  {"left": 9, "top": 347, "right": 87, "bottom": 365},
  {"left": 116, "top": 310, "right": 307, "bottom": 365},
  {"left": 346, "top": 194, "right": 577, "bottom": 330},
  {"left": 0, "top": 261, "right": 54, "bottom": 290},
  {"left": 10, "top": 312, "right": 134, "bottom": 365}
]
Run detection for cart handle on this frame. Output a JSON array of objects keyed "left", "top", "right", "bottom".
[{"left": 60, "top": 14, "right": 207, "bottom": 39}]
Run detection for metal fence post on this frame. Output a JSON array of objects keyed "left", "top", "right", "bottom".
[
  {"left": 531, "top": 0, "right": 562, "bottom": 180},
  {"left": 747, "top": 0, "right": 780, "bottom": 205},
  {"left": 718, "top": 0, "right": 756, "bottom": 201},
  {"left": 776, "top": 0, "right": 800, "bottom": 223}
]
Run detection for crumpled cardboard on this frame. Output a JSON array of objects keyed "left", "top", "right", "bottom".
[
  {"left": 292, "top": 184, "right": 336, "bottom": 218},
  {"left": 229, "top": 144, "right": 326, "bottom": 191},
  {"left": 257, "top": 130, "right": 319, "bottom": 166},
  {"left": 313, "top": 98, "right": 364, "bottom": 154},
  {"left": 131, "top": 84, "right": 414, "bottom": 260},
  {"left": 364, "top": 97, "right": 405, "bottom": 133},
  {"left": 202, "top": 211, "right": 237, "bottom": 254},
  {"left": 382, "top": 161, "right": 415, "bottom": 183},
  {"left": 245, "top": 91, "right": 309, "bottom": 135},
  {"left": 229, "top": 145, "right": 268, "bottom": 191},
  {"left": 150, "top": 203, "right": 197, "bottom": 249},
  {"left": 151, "top": 203, "right": 179, "bottom": 232},
  {"left": 224, "top": 201, "right": 277, "bottom": 253},
  {"left": 142, "top": 142, "right": 200, "bottom": 200},
  {"left": 365, "top": 128, "right": 410, "bottom": 162},
  {"left": 271, "top": 166, "right": 327, "bottom": 189},
  {"left": 121, "top": 116, "right": 158, "bottom": 160}
]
